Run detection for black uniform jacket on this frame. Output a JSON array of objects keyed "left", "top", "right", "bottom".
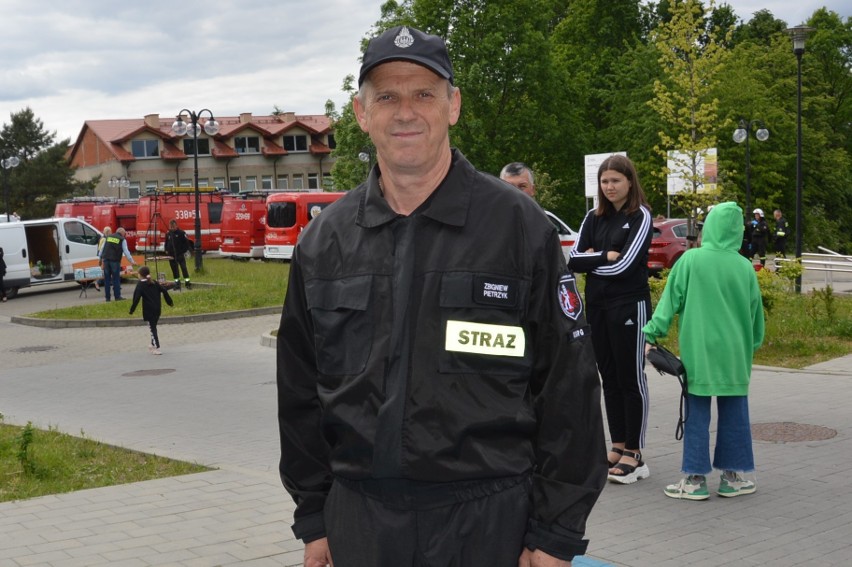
[
  {"left": 568, "top": 206, "right": 653, "bottom": 307},
  {"left": 277, "top": 150, "right": 606, "bottom": 558}
]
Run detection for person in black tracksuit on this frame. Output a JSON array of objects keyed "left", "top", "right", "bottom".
[
  {"left": 569, "top": 154, "right": 654, "bottom": 486},
  {"left": 277, "top": 26, "right": 606, "bottom": 567},
  {"left": 129, "top": 265, "right": 173, "bottom": 354}
]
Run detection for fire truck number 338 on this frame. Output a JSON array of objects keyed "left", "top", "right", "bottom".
[{"left": 174, "top": 210, "right": 197, "bottom": 220}]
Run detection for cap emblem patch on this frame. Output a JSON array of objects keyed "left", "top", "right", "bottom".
[{"left": 394, "top": 26, "right": 415, "bottom": 49}]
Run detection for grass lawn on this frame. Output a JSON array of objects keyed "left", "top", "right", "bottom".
[
  {"left": 0, "top": 419, "right": 210, "bottom": 504},
  {"left": 28, "top": 256, "right": 291, "bottom": 320}
]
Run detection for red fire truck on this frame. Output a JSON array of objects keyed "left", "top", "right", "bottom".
[
  {"left": 264, "top": 191, "right": 347, "bottom": 260},
  {"left": 91, "top": 200, "right": 139, "bottom": 252},
  {"left": 54, "top": 197, "right": 109, "bottom": 224},
  {"left": 218, "top": 193, "right": 270, "bottom": 259},
  {"left": 135, "top": 188, "right": 228, "bottom": 253}
]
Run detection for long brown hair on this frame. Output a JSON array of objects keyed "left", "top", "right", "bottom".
[{"left": 595, "top": 155, "right": 650, "bottom": 216}]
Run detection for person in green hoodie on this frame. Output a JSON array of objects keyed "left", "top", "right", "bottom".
[{"left": 642, "top": 201, "right": 765, "bottom": 501}]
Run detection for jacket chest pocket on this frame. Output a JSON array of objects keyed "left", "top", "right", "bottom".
[
  {"left": 438, "top": 272, "right": 532, "bottom": 375},
  {"left": 305, "top": 275, "right": 373, "bottom": 376}
]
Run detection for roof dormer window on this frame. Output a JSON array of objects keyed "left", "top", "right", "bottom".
[
  {"left": 184, "top": 138, "right": 211, "bottom": 156},
  {"left": 235, "top": 136, "right": 260, "bottom": 154},
  {"left": 283, "top": 134, "right": 308, "bottom": 153},
  {"left": 131, "top": 139, "right": 159, "bottom": 158}
]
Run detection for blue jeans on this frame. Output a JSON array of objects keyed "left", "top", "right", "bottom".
[
  {"left": 102, "top": 260, "right": 122, "bottom": 300},
  {"left": 682, "top": 394, "right": 754, "bottom": 475}
]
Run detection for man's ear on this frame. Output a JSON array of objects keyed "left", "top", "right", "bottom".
[{"left": 353, "top": 95, "right": 369, "bottom": 133}]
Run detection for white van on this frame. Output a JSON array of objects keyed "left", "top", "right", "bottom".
[{"left": 0, "top": 218, "right": 101, "bottom": 298}]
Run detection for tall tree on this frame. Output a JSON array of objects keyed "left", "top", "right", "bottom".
[
  {"left": 0, "top": 108, "right": 94, "bottom": 219},
  {"left": 647, "top": 0, "right": 732, "bottom": 234}
]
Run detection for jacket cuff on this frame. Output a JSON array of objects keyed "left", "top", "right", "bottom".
[
  {"left": 291, "top": 512, "right": 326, "bottom": 543},
  {"left": 524, "top": 519, "right": 588, "bottom": 561}
]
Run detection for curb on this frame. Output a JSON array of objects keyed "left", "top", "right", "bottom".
[{"left": 10, "top": 306, "right": 282, "bottom": 328}]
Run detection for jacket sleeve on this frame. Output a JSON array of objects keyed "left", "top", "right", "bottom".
[
  {"left": 524, "top": 231, "right": 607, "bottom": 561},
  {"left": 567, "top": 212, "right": 608, "bottom": 273},
  {"left": 642, "top": 256, "right": 687, "bottom": 343},
  {"left": 276, "top": 251, "right": 332, "bottom": 543},
  {"left": 129, "top": 285, "right": 141, "bottom": 314},
  {"left": 589, "top": 207, "right": 652, "bottom": 279}
]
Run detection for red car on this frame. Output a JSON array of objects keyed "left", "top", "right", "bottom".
[{"left": 648, "top": 218, "right": 689, "bottom": 273}]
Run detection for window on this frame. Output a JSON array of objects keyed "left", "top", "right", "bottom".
[
  {"left": 162, "top": 179, "right": 175, "bottom": 188},
  {"left": 308, "top": 173, "right": 319, "bottom": 190},
  {"left": 131, "top": 139, "right": 159, "bottom": 158},
  {"left": 327, "top": 134, "right": 336, "bottom": 149},
  {"left": 229, "top": 177, "right": 241, "bottom": 192},
  {"left": 262, "top": 175, "right": 273, "bottom": 190},
  {"left": 292, "top": 175, "right": 304, "bottom": 190},
  {"left": 197, "top": 178, "right": 209, "bottom": 188},
  {"left": 267, "top": 202, "right": 296, "bottom": 228},
  {"left": 673, "top": 223, "right": 688, "bottom": 238},
  {"left": 277, "top": 175, "right": 289, "bottom": 190},
  {"left": 234, "top": 136, "right": 260, "bottom": 154},
  {"left": 283, "top": 134, "right": 308, "bottom": 152},
  {"left": 64, "top": 220, "right": 100, "bottom": 246},
  {"left": 129, "top": 182, "right": 141, "bottom": 199},
  {"left": 180, "top": 179, "right": 192, "bottom": 187},
  {"left": 246, "top": 176, "right": 258, "bottom": 191},
  {"left": 183, "top": 138, "right": 210, "bottom": 156},
  {"left": 213, "top": 177, "right": 226, "bottom": 189},
  {"left": 145, "top": 181, "right": 158, "bottom": 194}
]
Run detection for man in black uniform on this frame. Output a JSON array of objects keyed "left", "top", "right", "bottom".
[
  {"left": 750, "top": 208, "right": 769, "bottom": 267},
  {"left": 164, "top": 219, "right": 191, "bottom": 289},
  {"left": 773, "top": 208, "right": 788, "bottom": 262},
  {"left": 277, "top": 26, "right": 606, "bottom": 567}
]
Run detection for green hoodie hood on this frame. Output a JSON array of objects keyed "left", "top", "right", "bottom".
[{"left": 701, "top": 201, "right": 744, "bottom": 251}]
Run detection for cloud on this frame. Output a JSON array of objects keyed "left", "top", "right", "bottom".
[{"left": 0, "top": 0, "right": 383, "bottom": 141}]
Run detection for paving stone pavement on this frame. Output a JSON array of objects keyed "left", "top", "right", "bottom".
[{"left": 0, "top": 278, "right": 850, "bottom": 566}]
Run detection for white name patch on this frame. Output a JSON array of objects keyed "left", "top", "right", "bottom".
[{"left": 445, "top": 320, "right": 526, "bottom": 358}]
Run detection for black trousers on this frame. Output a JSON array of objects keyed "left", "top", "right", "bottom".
[
  {"left": 588, "top": 297, "right": 651, "bottom": 450},
  {"left": 324, "top": 477, "right": 530, "bottom": 567},
  {"left": 169, "top": 254, "right": 189, "bottom": 281}
]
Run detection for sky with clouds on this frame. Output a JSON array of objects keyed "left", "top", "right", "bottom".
[{"left": 0, "top": 0, "right": 847, "bottom": 145}]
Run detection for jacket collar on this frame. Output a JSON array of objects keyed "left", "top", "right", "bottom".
[{"left": 357, "top": 149, "right": 472, "bottom": 229}]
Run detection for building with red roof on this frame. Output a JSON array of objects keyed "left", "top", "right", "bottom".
[{"left": 67, "top": 111, "right": 336, "bottom": 197}]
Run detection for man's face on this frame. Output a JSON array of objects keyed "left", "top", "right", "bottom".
[
  {"left": 502, "top": 172, "right": 535, "bottom": 197},
  {"left": 774, "top": 211, "right": 781, "bottom": 220},
  {"left": 354, "top": 61, "right": 460, "bottom": 175}
]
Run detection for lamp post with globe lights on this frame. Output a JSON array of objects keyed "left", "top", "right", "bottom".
[
  {"left": 732, "top": 119, "right": 769, "bottom": 218},
  {"left": 2, "top": 156, "right": 20, "bottom": 222},
  {"left": 171, "top": 109, "right": 219, "bottom": 271},
  {"left": 108, "top": 175, "right": 130, "bottom": 199},
  {"left": 785, "top": 24, "right": 814, "bottom": 293}
]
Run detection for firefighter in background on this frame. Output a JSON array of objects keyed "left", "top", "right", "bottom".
[
  {"left": 750, "top": 208, "right": 769, "bottom": 267},
  {"left": 773, "top": 209, "right": 788, "bottom": 261},
  {"left": 164, "top": 219, "right": 191, "bottom": 289}
]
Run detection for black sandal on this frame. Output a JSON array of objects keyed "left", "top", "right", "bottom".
[
  {"left": 607, "top": 447, "right": 625, "bottom": 467},
  {"left": 608, "top": 450, "right": 650, "bottom": 485}
]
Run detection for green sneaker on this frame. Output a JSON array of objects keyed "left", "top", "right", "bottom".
[
  {"left": 717, "top": 471, "right": 756, "bottom": 497},
  {"left": 664, "top": 475, "right": 709, "bottom": 500}
]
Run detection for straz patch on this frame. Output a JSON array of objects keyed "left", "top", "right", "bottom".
[
  {"left": 445, "top": 321, "right": 525, "bottom": 358},
  {"left": 558, "top": 273, "right": 583, "bottom": 321},
  {"left": 473, "top": 275, "right": 518, "bottom": 307}
]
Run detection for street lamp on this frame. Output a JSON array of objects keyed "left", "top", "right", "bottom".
[
  {"left": 108, "top": 175, "right": 130, "bottom": 199},
  {"left": 732, "top": 119, "right": 769, "bottom": 217},
  {"left": 171, "top": 109, "right": 219, "bottom": 271},
  {"left": 2, "top": 156, "right": 20, "bottom": 222},
  {"left": 786, "top": 24, "right": 814, "bottom": 293}
]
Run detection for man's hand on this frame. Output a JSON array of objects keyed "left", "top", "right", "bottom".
[
  {"left": 645, "top": 342, "right": 654, "bottom": 356},
  {"left": 518, "top": 547, "right": 571, "bottom": 567},
  {"left": 304, "top": 537, "right": 334, "bottom": 567}
]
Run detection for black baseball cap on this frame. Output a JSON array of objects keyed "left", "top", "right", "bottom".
[{"left": 358, "top": 25, "right": 454, "bottom": 87}]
